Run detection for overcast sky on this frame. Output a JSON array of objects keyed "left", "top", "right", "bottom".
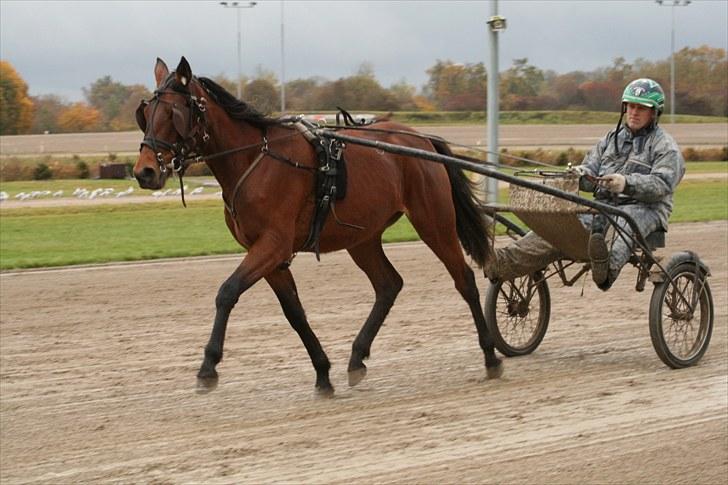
[{"left": 1, "top": 0, "right": 726, "bottom": 102}]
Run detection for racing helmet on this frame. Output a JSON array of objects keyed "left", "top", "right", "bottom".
[{"left": 622, "top": 78, "right": 665, "bottom": 115}]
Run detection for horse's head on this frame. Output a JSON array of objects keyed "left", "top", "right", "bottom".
[{"left": 134, "top": 57, "right": 208, "bottom": 190}]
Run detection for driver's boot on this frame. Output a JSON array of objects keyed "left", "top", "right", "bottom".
[
  {"left": 588, "top": 232, "right": 609, "bottom": 285},
  {"left": 483, "top": 251, "right": 501, "bottom": 282}
]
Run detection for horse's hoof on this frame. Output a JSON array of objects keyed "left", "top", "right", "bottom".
[
  {"left": 348, "top": 366, "right": 367, "bottom": 387},
  {"left": 315, "top": 385, "right": 335, "bottom": 399},
  {"left": 196, "top": 376, "right": 219, "bottom": 394},
  {"left": 486, "top": 362, "right": 504, "bottom": 380}
]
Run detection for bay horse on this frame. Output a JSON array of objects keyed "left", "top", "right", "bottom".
[{"left": 133, "top": 57, "right": 502, "bottom": 395}]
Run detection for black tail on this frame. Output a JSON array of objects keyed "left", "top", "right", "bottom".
[{"left": 430, "top": 139, "right": 492, "bottom": 267}]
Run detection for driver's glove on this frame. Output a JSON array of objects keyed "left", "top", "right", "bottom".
[{"left": 597, "top": 174, "right": 626, "bottom": 193}]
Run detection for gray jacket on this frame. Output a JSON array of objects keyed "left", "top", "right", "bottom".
[{"left": 578, "top": 124, "right": 685, "bottom": 230}]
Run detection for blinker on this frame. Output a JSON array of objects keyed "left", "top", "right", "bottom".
[{"left": 135, "top": 100, "right": 148, "bottom": 132}]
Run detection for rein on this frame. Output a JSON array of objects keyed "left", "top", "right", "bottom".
[
  {"left": 320, "top": 124, "right": 565, "bottom": 171},
  {"left": 181, "top": 131, "right": 301, "bottom": 166}
]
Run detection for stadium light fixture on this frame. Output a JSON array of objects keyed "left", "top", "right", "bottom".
[
  {"left": 655, "top": 0, "right": 692, "bottom": 123},
  {"left": 220, "top": 1, "right": 258, "bottom": 100}
]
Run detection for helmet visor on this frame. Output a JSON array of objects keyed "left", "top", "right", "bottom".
[{"left": 622, "top": 94, "right": 657, "bottom": 109}]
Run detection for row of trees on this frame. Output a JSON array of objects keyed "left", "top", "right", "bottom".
[{"left": 1, "top": 45, "right": 725, "bottom": 135}]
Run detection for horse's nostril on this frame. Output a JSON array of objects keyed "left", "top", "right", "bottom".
[
  {"left": 135, "top": 167, "right": 158, "bottom": 188},
  {"left": 138, "top": 167, "right": 155, "bottom": 182},
  {"left": 141, "top": 167, "right": 156, "bottom": 179}
]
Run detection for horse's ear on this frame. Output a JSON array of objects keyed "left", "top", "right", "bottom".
[
  {"left": 176, "top": 57, "right": 192, "bottom": 88},
  {"left": 154, "top": 58, "right": 169, "bottom": 87}
]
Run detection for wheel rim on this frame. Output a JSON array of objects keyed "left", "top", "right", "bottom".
[
  {"left": 496, "top": 276, "right": 543, "bottom": 349},
  {"left": 660, "top": 272, "right": 710, "bottom": 361}
]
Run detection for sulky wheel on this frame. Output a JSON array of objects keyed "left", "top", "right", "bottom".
[
  {"left": 485, "top": 271, "right": 550, "bottom": 357},
  {"left": 649, "top": 262, "right": 714, "bottom": 368}
]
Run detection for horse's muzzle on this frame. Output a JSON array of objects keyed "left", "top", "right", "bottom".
[{"left": 135, "top": 166, "right": 162, "bottom": 190}]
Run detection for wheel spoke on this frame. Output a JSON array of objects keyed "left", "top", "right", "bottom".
[
  {"left": 660, "top": 273, "right": 707, "bottom": 360},
  {"left": 495, "top": 276, "right": 541, "bottom": 347}
]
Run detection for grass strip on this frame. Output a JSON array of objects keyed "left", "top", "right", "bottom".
[{"left": 1, "top": 180, "right": 725, "bottom": 270}]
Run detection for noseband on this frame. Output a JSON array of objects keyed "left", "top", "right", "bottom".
[{"left": 136, "top": 88, "right": 209, "bottom": 174}]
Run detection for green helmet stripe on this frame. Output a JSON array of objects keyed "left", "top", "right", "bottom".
[
  {"left": 622, "top": 78, "right": 665, "bottom": 111},
  {"left": 622, "top": 94, "right": 658, "bottom": 108}
]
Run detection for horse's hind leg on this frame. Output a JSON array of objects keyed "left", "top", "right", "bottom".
[
  {"left": 346, "top": 237, "right": 404, "bottom": 386},
  {"left": 265, "top": 268, "right": 333, "bottom": 396},
  {"left": 408, "top": 212, "right": 503, "bottom": 379}
]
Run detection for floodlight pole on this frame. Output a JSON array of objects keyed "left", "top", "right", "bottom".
[
  {"left": 486, "top": 1, "right": 506, "bottom": 204},
  {"left": 280, "top": 1, "right": 286, "bottom": 112},
  {"left": 656, "top": 0, "right": 691, "bottom": 123},
  {"left": 220, "top": 1, "right": 257, "bottom": 100}
]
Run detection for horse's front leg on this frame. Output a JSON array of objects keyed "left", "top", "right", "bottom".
[
  {"left": 196, "top": 236, "right": 290, "bottom": 393},
  {"left": 266, "top": 268, "right": 333, "bottom": 396}
]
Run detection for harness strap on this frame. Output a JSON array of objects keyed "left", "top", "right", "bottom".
[
  {"left": 141, "top": 136, "right": 177, "bottom": 153},
  {"left": 223, "top": 150, "right": 267, "bottom": 218},
  {"left": 184, "top": 132, "right": 300, "bottom": 165},
  {"left": 265, "top": 148, "right": 316, "bottom": 172}
]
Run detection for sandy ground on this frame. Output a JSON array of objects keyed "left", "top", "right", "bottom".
[{"left": 1, "top": 221, "right": 726, "bottom": 484}]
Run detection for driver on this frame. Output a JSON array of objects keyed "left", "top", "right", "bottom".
[{"left": 484, "top": 78, "right": 685, "bottom": 290}]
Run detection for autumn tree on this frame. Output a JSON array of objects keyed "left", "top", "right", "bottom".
[
  {"left": 544, "top": 71, "right": 588, "bottom": 109},
  {"left": 668, "top": 46, "right": 726, "bottom": 116},
  {"left": 547, "top": 47, "right": 727, "bottom": 115},
  {"left": 316, "top": 64, "right": 398, "bottom": 111},
  {"left": 83, "top": 76, "right": 150, "bottom": 130},
  {"left": 501, "top": 58, "right": 544, "bottom": 97},
  {"left": 600, "top": 57, "right": 634, "bottom": 86},
  {"left": 30, "top": 94, "right": 65, "bottom": 134},
  {"left": 83, "top": 76, "right": 129, "bottom": 129},
  {"left": 112, "top": 84, "right": 152, "bottom": 131},
  {"left": 500, "top": 58, "right": 553, "bottom": 110},
  {"left": 388, "top": 80, "right": 418, "bottom": 111},
  {"left": 211, "top": 73, "right": 242, "bottom": 97},
  {"left": 57, "top": 102, "right": 101, "bottom": 132},
  {"left": 244, "top": 78, "right": 279, "bottom": 113},
  {"left": 576, "top": 81, "right": 621, "bottom": 111},
  {"left": 285, "top": 78, "right": 324, "bottom": 111},
  {"left": 0, "top": 60, "right": 33, "bottom": 135},
  {"left": 425, "top": 60, "right": 487, "bottom": 110}
]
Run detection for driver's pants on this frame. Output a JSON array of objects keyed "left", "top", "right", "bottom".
[{"left": 488, "top": 205, "right": 663, "bottom": 283}]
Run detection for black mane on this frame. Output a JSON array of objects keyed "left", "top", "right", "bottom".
[{"left": 197, "top": 77, "right": 279, "bottom": 127}]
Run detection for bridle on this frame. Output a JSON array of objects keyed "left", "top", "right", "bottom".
[{"left": 136, "top": 87, "right": 210, "bottom": 175}]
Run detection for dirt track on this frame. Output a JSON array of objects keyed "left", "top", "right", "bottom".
[{"left": 1, "top": 221, "right": 726, "bottom": 484}]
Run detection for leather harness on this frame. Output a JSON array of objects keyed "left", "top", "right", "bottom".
[{"left": 136, "top": 88, "right": 360, "bottom": 258}]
